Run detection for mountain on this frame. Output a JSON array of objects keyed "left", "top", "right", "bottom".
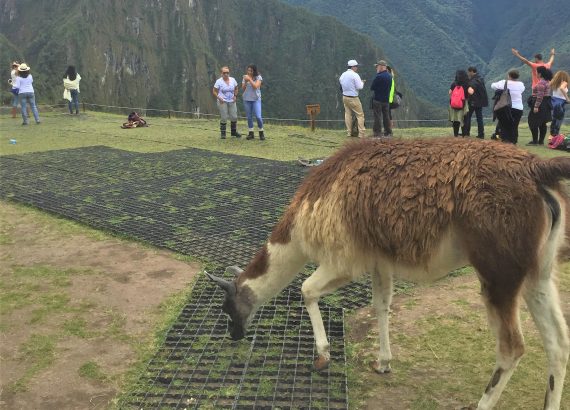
[
  {"left": 280, "top": 0, "right": 570, "bottom": 105},
  {"left": 0, "top": 0, "right": 438, "bottom": 122}
]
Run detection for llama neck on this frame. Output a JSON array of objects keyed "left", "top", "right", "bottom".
[{"left": 242, "top": 241, "right": 307, "bottom": 308}]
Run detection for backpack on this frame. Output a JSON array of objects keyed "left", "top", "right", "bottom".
[
  {"left": 548, "top": 134, "right": 568, "bottom": 151},
  {"left": 450, "top": 85, "right": 465, "bottom": 109},
  {"left": 121, "top": 111, "right": 148, "bottom": 129}
]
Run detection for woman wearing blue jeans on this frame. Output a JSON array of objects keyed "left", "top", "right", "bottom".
[
  {"left": 63, "top": 66, "right": 81, "bottom": 114},
  {"left": 13, "top": 63, "right": 40, "bottom": 125},
  {"left": 242, "top": 64, "right": 265, "bottom": 140}
]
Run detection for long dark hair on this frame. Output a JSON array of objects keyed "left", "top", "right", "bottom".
[
  {"left": 65, "top": 65, "right": 77, "bottom": 81},
  {"left": 454, "top": 69, "right": 469, "bottom": 87},
  {"left": 247, "top": 64, "right": 259, "bottom": 78},
  {"left": 536, "top": 66, "right": 553, "bottom": 81}
]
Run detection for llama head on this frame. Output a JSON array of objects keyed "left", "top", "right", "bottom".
[{"left": 205, "top": 266, "right": 254, "bottom": 340}]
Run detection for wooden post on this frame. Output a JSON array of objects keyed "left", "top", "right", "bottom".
[
  {"left": 306, "top": 104, "right": 321, "bottom": 132},
  {"left": 168, "top": 110, "right": 171, "bottom": 119},
  {"left": 82, "top": 102, "right": 85, "bottom": 113}
]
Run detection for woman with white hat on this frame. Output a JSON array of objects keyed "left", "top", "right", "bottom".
[{"left": 14, "top": 63, "right": 40, "bottom": 125}]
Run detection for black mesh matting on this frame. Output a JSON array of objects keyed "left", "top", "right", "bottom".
[{"left": 0, "top": 147, "right": 373, "bottom": 408}]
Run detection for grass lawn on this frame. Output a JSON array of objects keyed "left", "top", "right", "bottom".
[
  {"left": 1, "top": 108, "right": 567, "bottom": 159},
  {"left": 1, "top": 108, "right": 569, "bottom": 409}
]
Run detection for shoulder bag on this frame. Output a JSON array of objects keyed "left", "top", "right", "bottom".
[{"left": 493, "top": 79, "right": 511, "bottom": 112}]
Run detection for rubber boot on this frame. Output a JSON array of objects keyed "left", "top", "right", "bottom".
[
  {"left": 246, "top": 131, "right": 255, "bottom": 140},
  {"left": 11, "top": 107, "right": 17, "bottom": 118},
  {"left": 230, "top": 121, "right": 241, "bottom": 138},
  {"left": 259, "top": 130, "right": 265, "bottom": 141},
  {"left": 220, "top": 122, "right": 227, "bottom": 139}
]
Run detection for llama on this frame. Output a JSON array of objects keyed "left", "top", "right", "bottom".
[{"left": 207, "top": 138, "right": 570, "bottom": 409}]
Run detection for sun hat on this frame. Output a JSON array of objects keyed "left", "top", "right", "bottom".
[
  {"left": 18, "top": 63, "right": 30, "bottom": 72},
  {"left": 375, "top": 60, "right": 388, "bottom": 67},
  {"left": 347, "top": 59, "right": 359, "bottom": 67}
]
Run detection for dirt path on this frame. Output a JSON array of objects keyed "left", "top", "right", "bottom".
[{"left": 0, "top": 202, "right": 201, "bottom": 409}]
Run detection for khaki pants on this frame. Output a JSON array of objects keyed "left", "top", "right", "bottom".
[{"left": 343, "top": 96, "right": 366, "bottom": 137}]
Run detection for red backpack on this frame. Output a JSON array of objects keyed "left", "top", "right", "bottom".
[{"left": 450, "top": 85, "right": 465, "bottom": 109}]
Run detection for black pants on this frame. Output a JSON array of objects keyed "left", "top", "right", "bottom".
[
  {"left": 452, "top": 121, "right": 461, "bottom": 137},
  {"left": 372, "top": 100, "right": 391, "bottom": 136},
  {"left": 464, "top": 105, "right": 485, "bottom": 138},
  {"left": 499, "top": 108, "right": 523, "bottom": 144},
  {"left": 529, "top": 122, "right": 548, "bottom": 144}
]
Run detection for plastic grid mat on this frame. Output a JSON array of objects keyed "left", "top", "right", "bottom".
[{"left": 0, "top": 147, "right": 373, "bottom": 409}]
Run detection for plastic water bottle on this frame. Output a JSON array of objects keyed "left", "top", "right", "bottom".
[
  {"left": 315, "top": 159, "right": 323, "bottom": 165},
  {"left": 9, "top": 139, "right": 16, "bottom": 144}
]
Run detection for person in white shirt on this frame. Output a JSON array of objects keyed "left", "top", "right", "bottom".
[
  {"left": 491, "top": 70, "right": 525, "bottom": 144},
  {"left": 549, "top": 70, "right": 569, "bottom": 136},
  {"left": 14, "top": 63, "right": 40, "bottom": 125},
  {"left": 339, "top": 59, "right": 366, "bottom": 138},
  {"left": 9, "top": 61, "right": 20, "bottom": 118},
  {"left": 213, "top": 66, "right": 241, "bottom": 139},
  {"left": 63, "top": 65, "right": 81, "bottom": 115}
]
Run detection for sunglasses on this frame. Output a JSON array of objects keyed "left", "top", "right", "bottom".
[{"left": 222, "top": 72, "right": 230, "bottom": 74}]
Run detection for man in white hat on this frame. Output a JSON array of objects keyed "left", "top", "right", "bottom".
[{"left": 339, "top": 59, "right": 366, "bottom": 138}]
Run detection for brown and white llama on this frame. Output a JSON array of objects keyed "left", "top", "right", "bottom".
[{"left": 207, "top": 138, "right": 570, "bottom": 409}]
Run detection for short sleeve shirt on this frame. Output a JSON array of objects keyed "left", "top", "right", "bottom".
[
  {"left": 214, "top": 77, "right": 238, "bottom": 103},
  {"left": 530, "top": 62, "right": 551, "bottom": 88},
  {"left": 242, "top": 75, "right": 262, "bottom": 101}
]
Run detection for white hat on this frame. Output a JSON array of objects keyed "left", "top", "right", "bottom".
[
  {"left": 18, "top": 63, "right": 30, "bottom": 72},
  {"left": 347, "top": 59, "right": 359, "bottom": 67}
]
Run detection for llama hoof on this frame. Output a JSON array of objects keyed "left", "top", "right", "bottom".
[
  {"left": 313, "top": 355, "right": 330, "bottom": 372},
  {"left": 372, "top": 360, "right": 392, "bottom": 374}
]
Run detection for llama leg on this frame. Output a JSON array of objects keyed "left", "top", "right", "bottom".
[
  {"left": 476, "top": 287, "right": 525, "bottom": 410},
  {"left": 524, "top": 274, "right": 569, "bottom": 410},
  {"left": 301, "top": 265, "right": 352, "bottom": 371},
  {"left": 371, "top": 271, "right": 393, "bottom": 374}
]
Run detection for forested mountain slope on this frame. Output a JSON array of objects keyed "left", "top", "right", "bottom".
[
  {"left": 282, "top": 0, "right": 570, "bottom": 105},
  {"left": 0, "top": 0, "right": 438, "bottom": 120}
]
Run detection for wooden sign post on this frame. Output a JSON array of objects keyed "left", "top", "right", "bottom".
[{"left": 306, "top": 104, "right": 321, "bottom": 132}]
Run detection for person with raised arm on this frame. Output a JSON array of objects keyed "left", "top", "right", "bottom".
[{"left": 511, "top": 47, "right": 555, "bottom": 88}]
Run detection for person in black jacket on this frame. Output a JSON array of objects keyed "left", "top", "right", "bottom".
[{"left": 464, "top": 66, "right": 489, "bottom": 139}]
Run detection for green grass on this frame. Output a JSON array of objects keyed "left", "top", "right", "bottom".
[
  {"left": 9, "top": 334, "right": 57, "bottom": 392},
  {"left": 1, "top": 109, "right": 569, "bottom": 407},
  {"left": 346, "top": 263, "right": 570, "bottom": 409},
  {"left": 1, "top": 109, "right": 567, "bottom": 160},
  {"left": 78, "top": 361, "right": 108, "bottom": 382}
]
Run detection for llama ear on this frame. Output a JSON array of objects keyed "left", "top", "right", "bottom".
[
  {"left": 204, "top": 271, "right": 236, "bottom": 296},
  {"left": 225, "top": 265, "right": 243, "bottom": 277}
]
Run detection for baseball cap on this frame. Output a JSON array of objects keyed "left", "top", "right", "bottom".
[{"left": 347, "top": 59, "right": 359, "bottom": 67}]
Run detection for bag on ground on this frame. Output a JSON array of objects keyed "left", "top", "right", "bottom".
[{"left": 121, "top": 111, "right": 148, "bottom": 129}]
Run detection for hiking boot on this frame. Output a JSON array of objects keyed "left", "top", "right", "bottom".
[
  {"left": 259, "top": 130, "right": 265, "bottom": 141},
  {"left": 246, "top": 131, "right": 255, "bottom": 140},
  {"left": 230, "top": 121, "right": 241, "bottom": 138},
  {"left": 526, "top": 142, "right": 538, "bottom": 146}
]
